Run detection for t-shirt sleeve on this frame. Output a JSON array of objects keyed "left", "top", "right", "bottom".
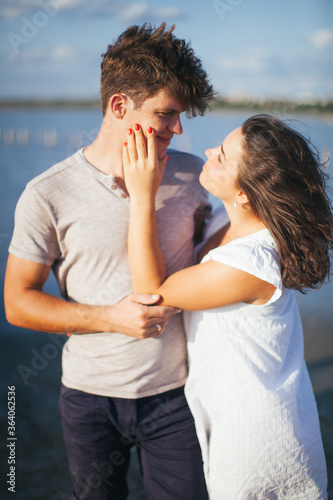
[
  {"left": 9, "top": 185, "right": 60, "bottom": 265},
  {"left": 203, "top": 238, "right": 283, "bottom": 304}
]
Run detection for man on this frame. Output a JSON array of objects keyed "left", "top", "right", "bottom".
[{"left": 4, "top": 23, "right": 214, "bottom": 499}]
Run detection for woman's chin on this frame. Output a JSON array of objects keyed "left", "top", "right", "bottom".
[{"left": 199, "top": 171, "right": 208, "bottom": 190}]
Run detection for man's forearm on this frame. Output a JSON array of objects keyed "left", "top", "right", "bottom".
[
  {"left": 5, "top": 287, "right": 109, "bottom": 334},
  {"left": 5, "top": 287, "right": 180, "bottom": 339}
]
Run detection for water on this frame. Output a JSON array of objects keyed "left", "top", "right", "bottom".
[{"left": 1, "top": 108, "right": 332, "bottom": 498}]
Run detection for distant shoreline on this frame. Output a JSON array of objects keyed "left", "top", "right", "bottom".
[
  {"left": 0, "top": 97, "right": 332, "bottom": 116},
  {"left": 0, "top": 99, "right": 102, "bottom": 110},
  {"left": 211, "top": 98, "right": 333, "bottom": 116}
]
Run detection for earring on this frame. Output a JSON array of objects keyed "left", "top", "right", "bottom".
[{"left": 233, "top": 200, "right": 237, "bottom": 208}]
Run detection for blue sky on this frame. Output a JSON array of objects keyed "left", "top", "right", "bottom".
[{"left": 1, "top": 0, "right": 332, "bottom": 101}]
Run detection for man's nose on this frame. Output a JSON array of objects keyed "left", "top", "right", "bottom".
[{"left": 168, "top": 115, "right": 183, "bottom": 135}]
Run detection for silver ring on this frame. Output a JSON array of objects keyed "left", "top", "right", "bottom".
[{"left": 156, "top": 324, "right": 162, "bottom": 332}]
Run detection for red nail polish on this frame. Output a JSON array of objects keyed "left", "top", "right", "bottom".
[
  {"left": 128, "top": 128, "right": 133, "bottom": 135},
  {"left": 166, "top": 156, "right": 170, "bottom": 162},
  {"left": 134, "top": 123, "right": 140, "bottom": 131},
  {"left": 124, "top": 142, "right": 128, "bottom": 147},
  {"left": 147, "top": 126, "right": 152, "bottom": 134}
]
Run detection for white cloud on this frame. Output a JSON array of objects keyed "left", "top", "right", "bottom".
[
  {"left": 155, "top": 6, "right": 184, "bottom": 19},
  {"left": 118, "top": 2, "right": 149, "bottom": 23},
  {"left": 0, "top": 7, "right": 24, "bottom": 20},
  {"left": 212, "top": 49, "right": 333, "bottom": 100},
  {"left": 85, "top": 1, "right": 119, "bottom": 17},
  {"left": 218, "top": 48, "right": 269, "bottom": 73},
  {"left": 52, "top": 44, "right": 80, "bottom": 60},
  {"left": 309, "top": 29, "right": 333, "bottom": 50},
  {"left": 0, "top": 2, "right": 36, "bottom": 20},
  {"left": 0, "top": 0, "right": 86, "bottom": 20},
  {"left": 56, "top": 0, "right": 87, "bottom": 11},
  {"left": 8, "top": 44, "right": 80, "bottom": 62},
  {"left": 1, "top": 0, "right": 185, "bottom": 24},
  {"left": 117, "top": 2, "right": 185, "bottom": 24}
]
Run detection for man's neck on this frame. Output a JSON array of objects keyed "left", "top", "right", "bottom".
[{"left": 83, "top": 119, "right": 124, "bottom": 179}]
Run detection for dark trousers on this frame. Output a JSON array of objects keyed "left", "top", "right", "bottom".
[{"left": 59, "top": 384, "right": 208, "bottom": 500}]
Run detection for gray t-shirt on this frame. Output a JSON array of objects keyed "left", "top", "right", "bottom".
[{"left": 9, "top": 148, "right": 209, "bottom": 398}]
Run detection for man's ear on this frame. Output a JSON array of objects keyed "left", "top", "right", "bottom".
[{"left": 108, "top": 93, "right": 131, "bottom": 119}]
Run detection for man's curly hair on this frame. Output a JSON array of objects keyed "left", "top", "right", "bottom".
[{"left": 100, "top": 23, "right": 215, "bottom": 116}]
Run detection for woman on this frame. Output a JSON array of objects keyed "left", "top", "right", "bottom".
[{"left": 123, "top": 115, "right": 331, "bottom": 499}]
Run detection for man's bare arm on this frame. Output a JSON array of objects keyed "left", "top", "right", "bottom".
[{"left": 4, "top": 254, "right": 179, "bottom": 338}]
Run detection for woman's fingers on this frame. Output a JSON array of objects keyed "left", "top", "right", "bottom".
[
  {"left": 127, "top": 124, "right": 149, "bottom": 164},
  {"left": 123, "top": 124, "right": 167, "bottom": 197},
  {"left": 122, "top": 139, "right": 130, "bottom": 172},
  {"left": 126, "top": 127, "right": 138, "bottom": 162},
  {"left": 134, "top": 124, "right": 148, "bottom": 159},
  {"left": 147, "top": 127, "right": 168, "bottom": 180},
  {"left": 126, "top": 124, "right": 160, "bottom": 170},
  {"left": 147, "top": 126, "right": 158, "bottom": 165}
]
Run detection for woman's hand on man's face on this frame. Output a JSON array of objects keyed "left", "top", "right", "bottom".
[{"left": 123, "top": 123, "right": 169, "bottom": 202}]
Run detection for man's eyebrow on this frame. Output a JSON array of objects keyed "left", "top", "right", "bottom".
[
  {"left": 221, "top": 144, "right": 226, "bottom": 159},
  {"left": 155, "top": 107, "right": 185, "bottom": 113}
]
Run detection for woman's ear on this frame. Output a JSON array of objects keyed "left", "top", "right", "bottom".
[{"left": 235, "top": 191, "right": 250, "bottom": 206}]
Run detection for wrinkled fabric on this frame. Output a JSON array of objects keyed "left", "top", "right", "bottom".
[
  {"left": 9, "top": 148, "right": 208, "bottom": 398},
  {"left": 184, "top": 227, "right": 327, "bottom": 499}
]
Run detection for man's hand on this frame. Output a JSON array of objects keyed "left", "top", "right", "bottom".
[{"left": 103, "top": 293, "right": 181, "bottom": 339}]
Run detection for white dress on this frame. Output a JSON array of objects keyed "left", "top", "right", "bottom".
[{"left": 184, "top": 223, "right": 328, "bottom": 499}]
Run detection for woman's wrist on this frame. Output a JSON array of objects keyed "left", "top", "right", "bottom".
[{"left": 130, "top": 194, "right": 156, "bottom": 206}]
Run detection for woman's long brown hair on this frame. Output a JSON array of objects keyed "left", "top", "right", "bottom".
[{"left": 238, "top": 114, "right": 333, "bottom": 292}]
